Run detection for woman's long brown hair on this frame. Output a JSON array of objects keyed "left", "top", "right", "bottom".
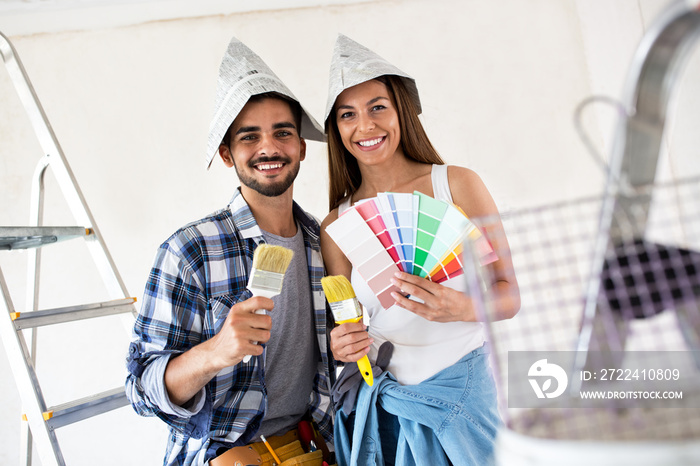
[{"left": 326, "top": 75, "right": 444, "bottom": 211}]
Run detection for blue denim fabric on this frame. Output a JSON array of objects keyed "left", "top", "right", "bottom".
[{"left": 334, "top": 344, "right": 500, "bottom": 466}]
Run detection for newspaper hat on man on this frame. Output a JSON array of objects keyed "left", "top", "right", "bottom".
[
  {"left": 324, "top": 33, "right": 422, "bottom": 124},
  {"left": 206, "top": 36, "right": 325, "bottom": 169}
]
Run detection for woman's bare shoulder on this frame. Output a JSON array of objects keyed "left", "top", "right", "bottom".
[
  {"left": 321, "top": 207, "right": 340, "bottom": 230},
  {"left": 447, "top": 165, "right": 483, "bottom": 185},
  {"left": 446, "top": 165, "right": 498, "bottom": 217}
]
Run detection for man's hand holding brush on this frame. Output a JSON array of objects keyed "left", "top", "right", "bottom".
[
  {"left": 206, "top": 296, "right": 275, "bottom": 366},
  {"left": 164, "top": 296, "right": 274, "bottom": 407}
]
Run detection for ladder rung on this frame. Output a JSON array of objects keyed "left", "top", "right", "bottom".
[
  {"left": 0, "top": 226, "right": 91, "bottom": 251},
  {"left": 44, "top": 387, "right": 129, "bottom": 429},
  {"left": 13, "top": 297, "right": 136, "bottom": 329}
]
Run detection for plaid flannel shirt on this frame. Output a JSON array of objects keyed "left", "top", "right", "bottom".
[{"left": 125, "top": 189, "right": 336, "bottom": 466}]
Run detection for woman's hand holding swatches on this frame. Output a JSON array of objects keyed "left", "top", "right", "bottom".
[{"left": 389, "top": 271, "right": 479, "bottom": 323}]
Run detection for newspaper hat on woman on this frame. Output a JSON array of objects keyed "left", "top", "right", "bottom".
[
  {"left": 206, "top": 36, "right": 325, "bottom": 169},
  {"left": 324, "top": 33, "right": 422, "bottom": 125}
]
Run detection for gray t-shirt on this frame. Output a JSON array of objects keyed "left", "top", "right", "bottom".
[{"left": 256, "top": 223, "right": 319, "bottom": 439}]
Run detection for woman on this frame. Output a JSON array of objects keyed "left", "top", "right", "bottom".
[{"left": 320, "top": 35, "right": 520, "bottom": 465}]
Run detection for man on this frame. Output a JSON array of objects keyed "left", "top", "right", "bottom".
[{"left": 125, "top": 36, "right": 335, "bottom": 466}]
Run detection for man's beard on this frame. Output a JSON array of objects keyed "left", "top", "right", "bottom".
[{"left": 234, "top": 157, "right": 300, "bottom": 197}]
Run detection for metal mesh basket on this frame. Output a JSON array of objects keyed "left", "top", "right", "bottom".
[
  {"left": 462, "top": 176, "right": 700, "bottom": 465},
  {"left": 459, "top": 5, "right": 700, "bottom": 463},
  {"left": 479, "top": 175, "right": 700, "bottom": 438}
]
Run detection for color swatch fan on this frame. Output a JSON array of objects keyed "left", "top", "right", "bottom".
[
  {"left": 325, "top": 207, "right": 403, "bottom": 309},
  {"left": 412, "top": 192, "right": 497, "bottom": 282},
  {"left": 326, "top": 191, "right": 498, "bottom": 309}
]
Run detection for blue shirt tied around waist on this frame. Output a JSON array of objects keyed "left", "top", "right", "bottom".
[
  {"left": 125, "top": 188, "right": 336, "bottom": 466},
  {"left": 334, "top": 344, "right": 500, "bottom": 466}
]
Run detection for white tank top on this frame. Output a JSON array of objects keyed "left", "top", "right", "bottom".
[{"left": 338, "top": 164, "right": 485, "bottom": 385}]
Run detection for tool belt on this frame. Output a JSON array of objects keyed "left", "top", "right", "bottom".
[{"left": 210, "top": 427, "right": 334, "bottom": 466}]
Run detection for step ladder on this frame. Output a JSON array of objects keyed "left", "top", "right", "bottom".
[
  {"left": 572, "top": 0, "right": 700, "bottom": 383},
  {"left": 0, "top": 31, "right": 137, "bottom": 466}
]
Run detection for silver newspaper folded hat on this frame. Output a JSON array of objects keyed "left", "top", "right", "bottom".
[
  {"left": 206, "top": 36, "right": 325, "bottom": 169},
  {"left": 324, "top": 34, "right": 422, "bottom": 125}
]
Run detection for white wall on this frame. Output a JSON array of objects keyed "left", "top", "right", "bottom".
[{"left": 1, "top": 0, "right": 699, "bottom": 464}]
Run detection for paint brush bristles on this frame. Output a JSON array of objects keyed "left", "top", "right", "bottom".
[
  {"left": 321, "top": 275, "right": 356, "bottom": 302},
  {"left": 252, "top": 244, "right": 294, "bottom": 274}
]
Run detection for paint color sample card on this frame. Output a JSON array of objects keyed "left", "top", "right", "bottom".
[
  {"left": 429, "top": 242, "right": 465, "bottom": 283},
  {"left": 469, "top": 227, "right": 498, "bottom": 265},
  {"left": 354, "top": 199, "right": 404, "bottom": 272},
  {"left": 421, "top": 202, "right": 470, "bottom": 278},
  {"left": 384, "top": 192, "right": 417, "bottom": 275},
  {"left": 326, "top": 192, "right": 499, "bottom": 307},
  {"left": 413, "top": 192, "right": 449, "bottom": 277},
  {"left": 376, "top": 193, "right": 407, "bottom": 271},
  {"left": 325, "top": 207, "right": 402, "bottom": 309}
]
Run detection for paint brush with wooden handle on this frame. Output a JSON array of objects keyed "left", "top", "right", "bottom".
[
  {"left": 243, "top": 244, "right": 294, "bottom": 363},
  {"left": 321, "top": 275, "right": 374, "bottom": 386}
]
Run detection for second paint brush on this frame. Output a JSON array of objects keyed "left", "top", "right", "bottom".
[{"left": 321, "top": 275, "right": 374, "bottom": 386}]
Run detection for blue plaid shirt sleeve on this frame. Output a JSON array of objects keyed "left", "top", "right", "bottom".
[{"left": 125, "top": 234, "right": 213, "bottom": 433}]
